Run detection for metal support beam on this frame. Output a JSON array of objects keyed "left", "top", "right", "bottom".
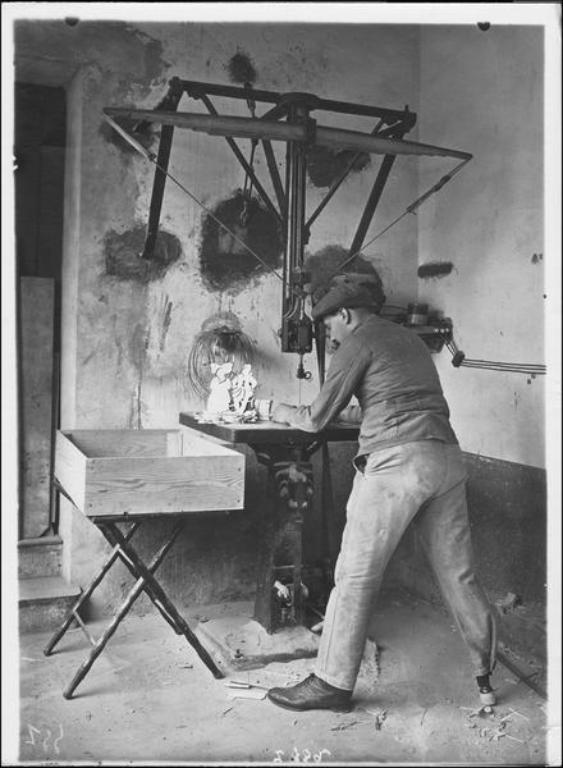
[
  {"left": 142, "top": 124, "right": 175, "bottom": 259},
  {"left": 306, "top": 119, "right": 387, "bottom": 231},
  {"left": 262, "top": 139, "right": 286, "bottom": 220},
  {"left": 104, "top": 108, "right": 469, "bottom": 160},
  {"left": 285, "top": 105, "right": 309, "bottom": 297},
  {"left": 179, "top": 77, "right": 414, "bottom": 124},
  {"left": 197, "top": 95, "right": 282, "bottom": 224},
  {"left": 349, "top": 153, "right": 398, "bottom": 258},
  {"left": 260, "top": 103, "right": 289, "bottom": 122},
  {"left": 140, "top": 84, "right": 183, "bottom": 260}
]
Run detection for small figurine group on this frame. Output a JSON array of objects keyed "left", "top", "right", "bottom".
[{"left": 201, "top": 362, "right": 258, "bottom": 423}]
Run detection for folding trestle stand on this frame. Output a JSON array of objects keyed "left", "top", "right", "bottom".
[{"left": 44, "top": 516, "right": 224, "bottom": 699}]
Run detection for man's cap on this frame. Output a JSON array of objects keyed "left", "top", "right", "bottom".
[{"left": 311, "top": 273, "right": 386, "bottom": 321}]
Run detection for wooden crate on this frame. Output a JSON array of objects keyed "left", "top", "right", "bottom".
[{"left": 54, "top": 429, "right": 245, "bottom": 518}]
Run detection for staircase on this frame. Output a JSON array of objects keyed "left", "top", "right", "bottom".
[{"left": 18, "top": 536, "right": 81, "bottom": 634}]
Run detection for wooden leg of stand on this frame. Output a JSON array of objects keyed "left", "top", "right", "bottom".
[
  {"left": 100, "top": 522, "right": 183, "bottom": 635},
  {"left": 106, "top": 523, "right": 224, "bottom": 680},
  {"left": 44, "top": 522, "right": 141, "bottom": 656},
  {"left": 63, "top": 523, "right": 178, "bottom": 699}
]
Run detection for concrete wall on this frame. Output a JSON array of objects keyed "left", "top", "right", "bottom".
[{"left": 416, "top": 25, "right": 545, "bottom": 469}]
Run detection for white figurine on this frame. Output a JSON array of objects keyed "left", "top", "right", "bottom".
[
  {"left": 231, "top": 363, "right": 257, "bottom": 415},
  {"left": 205, "top": 362, "right": 233, "bottom": 415}
]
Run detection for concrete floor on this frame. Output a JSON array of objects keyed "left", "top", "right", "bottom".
[{"left": 14, "top": 590, "right": 552, "bottom": 765}]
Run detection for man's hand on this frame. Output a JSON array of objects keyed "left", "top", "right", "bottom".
[
  {"left": 335, "top": 405, "right": 362, "bottom": 424},
  {"left": 271, "top": 403, "right": 296, "bottom": 424}
]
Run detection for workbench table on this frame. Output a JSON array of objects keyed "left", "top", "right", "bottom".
[
  {"left": 178, "top": 415, "right": 359, "bottom": 446},
  {"left": 179, "top": 413, "right": 359, "bottom": 632}
]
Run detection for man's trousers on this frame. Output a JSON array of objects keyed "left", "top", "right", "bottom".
[{"left": 315, "top": 440, "right": 497, "bottom": 691}]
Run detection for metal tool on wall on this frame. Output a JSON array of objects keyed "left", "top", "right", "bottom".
[{"left": 104, "top": 76, "right": 473, "bottom": 378}]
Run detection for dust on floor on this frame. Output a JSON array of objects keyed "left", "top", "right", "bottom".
[{"left": 13, "top": 591, "right": 552, "bottom": 765}]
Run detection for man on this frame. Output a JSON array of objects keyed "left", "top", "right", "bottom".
[{"left": 267, "top": 274, "right": 497, "bottom": 712}]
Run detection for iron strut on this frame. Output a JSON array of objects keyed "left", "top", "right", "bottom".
[{"left": 104, "top": 77, "right": 471, "bottom": 359}]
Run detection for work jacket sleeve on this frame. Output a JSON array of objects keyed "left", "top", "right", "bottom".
[{"left": 273, "top": 336, "right": 370, "bottom": 432}]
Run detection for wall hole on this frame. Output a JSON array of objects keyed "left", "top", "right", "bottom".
[
  {"left": 199, "top": 191, "right": 283, "bottom": 293},
  {"left": 105, "top": 225, "right": 182, "bottom": 282}
]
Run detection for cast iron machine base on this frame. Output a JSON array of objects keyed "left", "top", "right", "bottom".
[{"left": 253, "top": 445, "right": 315, "bottom": 633}]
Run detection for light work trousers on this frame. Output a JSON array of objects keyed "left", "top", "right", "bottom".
[{"left": 315, "top": 440, "right": 497, "bottom": 691}]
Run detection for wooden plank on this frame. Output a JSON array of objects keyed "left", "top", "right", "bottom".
[
  {"left": 166, "top": 430, "right": 182, "bottom": 457},
  {"left": 65, "top": 429, "right": 175, "bottom": 458},
  {"left": 19, "top": 277, "right": 55, "bottom": 538},
  {"left": 83, "top": 454, "right": 244, "bottom": 516},
  {"left": 54, "top": 431, "right": 87, "bottom": 512}
]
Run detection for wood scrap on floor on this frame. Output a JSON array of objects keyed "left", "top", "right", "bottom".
[{"left": 330, "top": 720, "right": 360, "bottom": 731}]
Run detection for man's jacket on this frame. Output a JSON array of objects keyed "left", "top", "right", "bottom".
[{"left": 275, "top": 315, "right": 458, "bottom": 457}]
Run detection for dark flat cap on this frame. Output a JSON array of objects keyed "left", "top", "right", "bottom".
[{"left": 311, "top": 273, "right": 386, "bottom": 321}]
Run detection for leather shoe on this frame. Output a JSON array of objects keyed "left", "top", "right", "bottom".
[{"left": 267, "top": 673, "right": 352, "bottom": 712}]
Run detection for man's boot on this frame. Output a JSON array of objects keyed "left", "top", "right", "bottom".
[{"left": 267, "top": 673, "right": 352, "bottom": 712}]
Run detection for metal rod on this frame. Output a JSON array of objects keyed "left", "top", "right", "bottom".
[
  {"left": 103, "top": 114, "right": 155, "bottom": 160},
  {"left": 259, "top": 103, "right": 289, "bottom": 122},
  {"left": 141, "top": 85, "right": 183, "bottom": 260},
  {"left": 104, "top": 109, "right": 472, "bottom": 160},
  {"left": 197, "top": 95, "right": 282, "bottom": 224},
  {"left": 105, "top": 115, "right": 286, "bottom": 286},
  {"left": 282, "top": 102, "right": 308, "bottom": 325},
  {"left": 141, "top": 124, "right": 175, "bottom": 259},
  {"left": 329, "top": 156, "right": 472, "bottom": 279},
  {"left": 306, "top": 152, "right": 362, "bottom": 230},
  {"left": 163, "top": 165, "right": 285, "bottom": 284},
  {"left": 178, "top": 78, "right": 413, "bottom": 122},
  {"left": 407, "top": 157, "right": 471, "bottom": 212},
  {"left": 262, "top": 139, "right": 286, "bottom": 218},
  {"left": 349, "top": 153, "right": 397, "bottom": 258},
  {"left": 306, "top": 120, "right": 387, "bottom": 230}
]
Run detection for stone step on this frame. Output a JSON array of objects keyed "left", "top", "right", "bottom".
[
  {"left": 19, "top": 576, "right": 82, "bottom": 635},
  {"left": 18, "top": 535, "right": 63, "bottom": 579}
]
